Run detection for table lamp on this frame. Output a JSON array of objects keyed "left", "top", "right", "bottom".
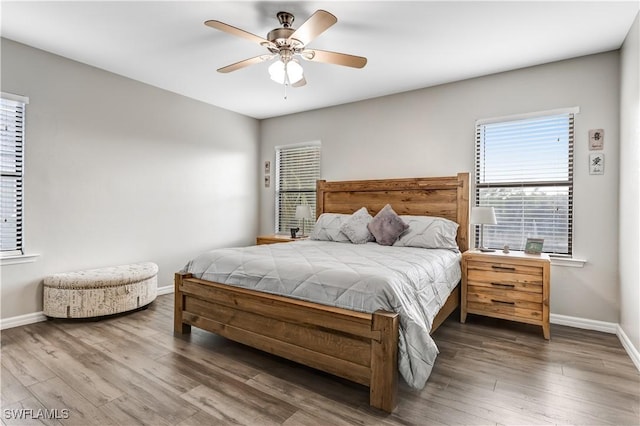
[
  {"left": 295, "top": 205, "right": 313, "bottom": 237},
  {"left": 471, "top": 206, "right": 497, "bottom": 252}
]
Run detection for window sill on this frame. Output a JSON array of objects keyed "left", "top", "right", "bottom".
[
  {"left": 1, "top": 253, "right": 40, "bottom": 266},
  {"left": 550, "top": 256, "right": 586, "bottom": 268}
]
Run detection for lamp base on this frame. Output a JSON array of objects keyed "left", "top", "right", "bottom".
[{"left": 476, "top": 223, "right": 495, "bottom": 253}]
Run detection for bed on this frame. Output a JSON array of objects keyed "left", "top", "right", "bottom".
[{"left": 174, "top": 172, "right": 469, "bottom": 412}]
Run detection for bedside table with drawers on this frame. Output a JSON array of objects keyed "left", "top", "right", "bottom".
[
  {"left": 461, "top": 250, "right": 551, "bottom": 339},
  {"left": 256, "top": 234, "right": 307, "bottom": 245}
]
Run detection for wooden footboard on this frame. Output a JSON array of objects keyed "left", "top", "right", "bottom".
[{"left": 174, "top": 272, "right": 400, "bottom": 412}]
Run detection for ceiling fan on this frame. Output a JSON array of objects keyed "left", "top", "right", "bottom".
[{"left": 205, "top": 10, "right": 367, "bottom": 88}]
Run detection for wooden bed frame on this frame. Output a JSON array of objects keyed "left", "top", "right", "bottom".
[{"left": 174, "top": 172, "right": 469, "bottom": 412}]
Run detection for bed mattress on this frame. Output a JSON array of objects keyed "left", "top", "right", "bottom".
[{"left": 182, "top": 239, "right": 461, "bottom": 389}]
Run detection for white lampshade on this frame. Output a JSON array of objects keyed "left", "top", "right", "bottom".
[
  {"left": 295, "top": 205, "right": 313, "bottom": 220},
  {"left": 269, "top": 59, "right": 304, "bottom": 85},
  {"left": 470, "top": 207, "right": 497, "bottom": 225}
]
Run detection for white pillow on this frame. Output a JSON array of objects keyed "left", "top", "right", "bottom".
[
  {"left": 309, "top": 213, "right": 352, "bottom": 243},
  {"left": 393, "top": 215, "right": 459, "bottom": 250},
  {"left": 339, "top": 207, "right": 374, "bottom": 244}
]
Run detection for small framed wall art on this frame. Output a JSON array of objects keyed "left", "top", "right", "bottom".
[
  {"left": 589, "top": 152, "right": 604, "bottom": 175},
  {"left": 588, "top": 129, "right": 604, "bottom": 150},
  {"left": 264, "top": 160, "right": 271, "bottom": 188}
]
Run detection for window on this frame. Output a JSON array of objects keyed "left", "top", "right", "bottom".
[
  {"left": 1, "top": 93, "right": 28, "bottom": 256},
  {"left": 275, "top": 142, "right": 321, "bottom": 233},
  {"left": 475, "top": 109, "right": 576, "bottom": 255}
]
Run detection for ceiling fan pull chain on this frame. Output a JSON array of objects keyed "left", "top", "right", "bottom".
[{"left": 283, "top": 61, "right": 290, "bottom": 100}]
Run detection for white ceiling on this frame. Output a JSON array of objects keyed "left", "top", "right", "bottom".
[{"left": 2, "top": 1, "right": 638, "bottom": 119}]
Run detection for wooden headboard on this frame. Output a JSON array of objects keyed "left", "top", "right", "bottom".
[{"left": 316, "top": 172, "right": 470, "bottom": 252}]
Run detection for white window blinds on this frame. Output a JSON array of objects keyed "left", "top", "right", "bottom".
[
  {"left": 1, "top": 93, "right": 28, "bottom": 255},
  {"left": 475, "top": 111, "right": 575, "bottom": 255},
  {"left": 275, "top": 143, "right": 321, "bottom": 233}
]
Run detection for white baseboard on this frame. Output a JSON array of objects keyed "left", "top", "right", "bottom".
[
  {"left": 0, "top": 311, "right": 47, "bottom": 330},
  {"left": 550, "top": 313, "right": 618, "bottom": 334},
  {"left": 157, "top": 285, "right": 174, "bottom": 296},
  {"left": 551, "top": 313, "right": 639, "bottom": 372},
  {"left": 617, "top": 325, "right": 640, "bottom": 371}
]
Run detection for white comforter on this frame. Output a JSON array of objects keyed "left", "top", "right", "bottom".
[{"left": 182, "top": 239, "right": 461, "bottom": 389}]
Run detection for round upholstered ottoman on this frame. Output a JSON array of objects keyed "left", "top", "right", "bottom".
[{"left": 43, "top": 262, "right": 158, "bottom": 318}]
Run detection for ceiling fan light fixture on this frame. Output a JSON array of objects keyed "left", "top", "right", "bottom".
[{"left": 268, "top": 59, "right": 304, "bottom": 85}]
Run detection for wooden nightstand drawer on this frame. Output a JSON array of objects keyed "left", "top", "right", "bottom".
[
  {"left": 461, "top": 250, "right": 550, "bottom": 339},
  {"left": 466, "top": 278, "right": 542, "bottom": 295},
  {"left": 467, "top": 301, "right": 543, "bottom": 322},
  {"left": 467, "top": 284, "right": 542, "bottom": 321},
  {"left": 467, "top": 285, "right": 542, "bottom": 306},
  {"left": 466, "top": 260, "right": 543, "bottom": 291}
]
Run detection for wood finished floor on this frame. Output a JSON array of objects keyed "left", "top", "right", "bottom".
[{"left": 2, "top": 294, "right": 639, "bottom": 426}]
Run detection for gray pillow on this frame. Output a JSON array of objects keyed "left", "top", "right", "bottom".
[
  {"left": 394, "top": 215, "right": 459, "bottom": 250},
  {"left": 309, "top": 213, "right": 352, "bottom": 243},
  {"left": 367, "top": 204, "right": 409, "bottom": 246},
  {"left": 339, "top": 207, "right": 374, "bottom": 244}
]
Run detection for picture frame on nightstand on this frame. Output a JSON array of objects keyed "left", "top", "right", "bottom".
[{"left": 524, "top": 238, "right": 544, "bottom": 254}]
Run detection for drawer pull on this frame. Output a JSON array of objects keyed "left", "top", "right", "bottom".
[
  {"left": 491, "top": 282, "right": 515, "bottom": 288},
  {"left": 491, "top": 299, "right": 515, "bottom": 305},
  {"left": 492, "top": 265, "right": 516, "bottom": 271}
]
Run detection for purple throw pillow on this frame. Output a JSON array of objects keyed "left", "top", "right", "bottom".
[{"left": 367, "top": 204, "right": 409, "bottom": 246}]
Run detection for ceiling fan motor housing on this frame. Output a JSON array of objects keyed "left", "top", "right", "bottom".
[
  {"left": 267, "top": 27, "right": 303, "bottom": 50},
  {"left": 276, "top": 11, "right": 294, "bottom": 27}
]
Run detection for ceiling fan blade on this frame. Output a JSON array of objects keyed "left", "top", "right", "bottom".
[
  {"left": 205, "top": 20, "right": 275, "bottom": 49},
  {"left": 288, "top": 10, "right": 337, "bottom": 46},
  {"left": 301, "top": 49, "right": 367, "bottom": 69},
  {"left": 292, "top": 76, "right": 307, "bottom": 88},
  {"left": 217, "top": 55, "right": 274, "bottom": 73}
]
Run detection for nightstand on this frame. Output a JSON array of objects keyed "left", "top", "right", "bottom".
[
  {"left": 256, "top": 234, "right": 307, "bottom": 245},
  {"left": 461, "top": 250, "right": 551, "bottom": 339}
]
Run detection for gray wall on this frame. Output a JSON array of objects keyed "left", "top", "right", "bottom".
[
  {"left": 260, "top": 52, "right": 621, "bottom": 324},
  {"left": 619, "top": 13, "right": 640, "bottom": 354},
  {"left": 1, "top": 39, "right": 260, "bottom": 320}
]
